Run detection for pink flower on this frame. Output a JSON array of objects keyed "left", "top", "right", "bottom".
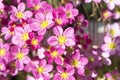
[
  {"left": 27, "top": 32, "right": 43, "bottom": 50},
  {"left": 101, "top": 36, "right": 120, "bottom": 55},
  {"left": 53, "top": 66, "right": 75, "bottom": 80},
  {"left": 10, "top": 2, "right": 33, "bottom": 21},
  {"left": 47, "top": 26, "right": 75, "bottom": 49},
  {"left": 12, "top": 24, "right": 31, "bottom": 47},
  {"left": 30, "top": 12, "right": 54, "bottom": 35},
  {"left": 106, "top": 23, "right": 120, "bottom": 38},
  {"left": 31, "top": 59, "right": 53, "bottom": 79},
  {"left": 71, "top": 50, "right": 88, "bottom": 76},
  {"left": 26, "top": 0, "right": 47, "bottom": 11},
  {"left": 64, "top": 3, "right": 78, "bottom": 20},
  {"left": 11, "top": 46, "right": 30, "bottom": 70},
  {"left": 103, "top": 0, "right": 120, "bottom": 10},
  {"left": 52, "top": 8, "right": 68, "bottom": 26},
  {"left": 0, "top": 42, "right": 9, "bottom": 61},
  {"left": 45, "top": 47, "right": 64, "bottom": 65}
]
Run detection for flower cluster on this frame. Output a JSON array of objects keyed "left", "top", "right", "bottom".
[{"left": 0, "top": 0, "right": 120, "bottom": 80}]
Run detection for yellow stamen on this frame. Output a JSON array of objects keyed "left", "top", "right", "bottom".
[
  {"left": 22, "top": 33, "right": 29, "bottom": 41},
  {"left": 16, "top": 12, "right": 24, "bottom": 19},
  {"left": 108, "top": 42, "right": 116, "bottom": 50},
  {"left": 51, "top": 51, "right": 58, "bottom": 58},
  {"left": 110, "top": 29, "right": 116, "bottom": 36},
  {"left": 0, "top": 48, "right": 5, "bottom": 56},
  {"left": 31, "top": 38, "right": 38, "bottom": 46},
  {"left": 61, "top": 72, "right": 68, "bottom": 79},
  {"left": 41, "top": 21, "right": 49, "bottom": 29},
  {"left": 72, "top": 59, "right": 79, "bottom": 67},
  {"left": 37, "top": 66, "right": 44, "bottom": 73},
  {"left": 58, "top": 35, "right": 66, "bottom": 45},
  {"left": 34, "top": 5, "right": 41, "bottom": 10},
  {"left": 56, "top": 19, "right": 62, "bottom": 25},
  {"left": 66, "top": 11, "right": 71, "bottom": 18},
  {"left": 17, "top": 52, "right": 24, "bottom": 60}
]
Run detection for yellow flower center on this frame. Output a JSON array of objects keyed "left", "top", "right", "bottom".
[
  {"left": 108, "top": 42, "right": 116, "bottom": 50},
  {"left": 56, "top": 19, "right": 62, "bottom": 25},
  {"left": 66, "top": 11, "right": 71, "bottom": 18},
  {"left": 22, "top": 33, "right": 29, "bottom": 41},
  {"left": 61, "top": 72, "right": 68, "bottom": 79},
  {"left": 16, "top": 12, "right": 24, "bottom": 19},
  {"left": 34, "top": 5, "right": 41, "bottom": 10},
  {"left": 103, "top": 11, "right": 109, "bottom": 18},
  {"left": 58, "top": 35, "right": 66, "bottom": 45},
  {"left": 72, "top": 59, "right": 79, "bottom": 67},
  {"left": 41, "top": 21, "right": 49, "bottom": 29},
  {"left": 0, "top": 48, "right": 5, "bottom": 57},
  {"left": 51, "top": 51, "right": 58, "bottom": 58},
  {"left": 17, "top": 52, "right": 24, "bottom": 60},
  {"left": 31, "top": 38, "right": 38, "bottom": 46},
  {"left": 110, "top": 29, "right": 116, "bottom": 36},
  {"left": 0, "top": 64, "right": 3, "bottom": 70},
  {"left": 37, "top": 66, "right": 44, "bottom": 73}
]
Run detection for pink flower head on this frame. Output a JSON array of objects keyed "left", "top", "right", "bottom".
[
  {"left": 26, "top": 0, "right": 47, "bottom": 11},
  {"left": 45, "top": 47, "right": 64, "bottom": 65},
  {"left": 64, "top": 3, "right": 78, "bottom": 20},
  {"left": 101, "top": 36, "right": 120, "bottom": 55},
  {"left": 10, "top": 2, "right": 33, "bottom": 21},
  {"left": 71, "top": 50, "right": 88, "bottom": 76},
  {"left": 53, "top": 66, "right": 75, "bottom": 80},
  {"left": 52, "top": 8, "right": 68, "bottom": 26},
  {"left": 0, "top": 42, "right": 9, "bottom": 61},
  {"left": 103, "top": 0, "right": 120, "bottom": 10},
  {"left": 11, "top": 46, "right": 30, "bottom": 70},
  {"left": 1, "top": 22, "right": 17, "bottom": 40},
  {"left": 47, "top": 26, "right": 75, "bottom": 49},
  {"left": 31, "top": 59, "right": 53, "bottom": 79},
  {"left": 106, "top": 23, "right": 120, "bottom": 38},
  {"left": 102, "top": 10, "right": 113, "bottom": 21},
  {"left": 30, "top": 12, "right": 54, "bottom": 35},
  {"left": 27, "top": 32, "right": 43, "bottom": 50},
  {"left": 12, "top": 24, "right": 31, "bottom": 47}
]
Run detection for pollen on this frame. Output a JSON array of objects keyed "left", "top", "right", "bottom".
[
  {"left": 110, "top": 29, "right": 116, "bottom": 36},
  {"left": 16, "top": 12, "right": 24, "bottom": 19},
  {"left": 41, "top": 21, "right": 49, "bottom": 29},
  {"left": 58, "top": 35, "right": 66, "bottom": 45},
  {"left": 61, "top": 72, "right": 68, "bottom": 79},
  {"left": 56, "top": 19, "right": 62, "bottom": 25},
  {"left": 108, "top": 42, "right": 116, "bottom": 50},
  {"left": 0, "top": 48, "right": 5, "bottom": 57},
  {"left": 72, "top": 59, "right": 79, "bottom": 67},
  {"left": 34, "top": 5, "right": 41, "bottom": 10},
  {"left": 31, "top": 38, "right": 38, "bottom": 46},
  {"left": 22, "top": 33, "right": 29, "bottom": 41},
  {"left": 17, "top": 52, "right": 24, "bottom": 60},
  {"left": 66, "top": 11, "right": 71, "bottom": 18},
  {"left": 51, "top": 51, "right": 58, "bottom": 58},
  {"left": 37, "top": 66, "right": 44, "bottom": 73}
]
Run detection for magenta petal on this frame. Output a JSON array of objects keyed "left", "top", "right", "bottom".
[
  {"left": 4, "top": 44, "right": 9, "bottom": 51},
  {"left": 10, "top": 14, "right": 18, "bottom": 21},
  {"left": 47, "top": 36, "right": 58, "bottom": 46},
  {"left": 53, "top": 26, "right": 63, "bottom": 36},
  {"left": 68, "top": 76, "right": 75, "bottom": 80},
  {"left": 18, "top": 3, "right": 25, "bottom": 12},
  {"left": 63, "top": 27, "right": 74, "bottom": 37},
  {"left": 65, "top": 38, "right": 75, "bottom": 46},
  {"left": 44, "top": 64, "right": 53, "bottom": 72},
  {"left": 40, "top": 59, "right": 46, "bottom": 67},
  {"left": 43, "top": 73, "right": 50, "bottom": 80},
  {"left": 24, "top": 11, "right": 33, "bottom": 18},
  {"left": 16, "top": 60, "right": 24, "bottom": 70},
  {"left": 72, "top": 51, "right": 80, "bottom": 60},
  {"left": 35, "top": 12, "right": 44, "bottom": 21},
  {"left": 23, "top": 56, "right": 31, "bottom": 64},
  {"left": 14, "top": 27, "right": 24, "bottom": 36},
  {"left": 38, "top": 28, "right": 46, "bottom": 35},
  {"left": 55, "top": 57, "right": 62, "bottom": 65},
  {"left": 66, "top": 67, "right": 75, "bottom": 75},
  {"left": 65, "top": 3, "right": 73, "bottom": 10},
  {"left": 12, "top": 36, "right": 22, "bottom": 45},
  {"left": 57, "top": 66, "right": 64, "bottom": 73},
  {"left": 72, "top": 9, "right": 79, "bottom": 16},
  {"left": 30, "top": 22, "right": 40, "bottom": 31},
  {"left": 53, "top": 73, "right": 61, "bottom": 80},
  {"left": 81, "top": 57, "right": 88, "bottom": 66}
]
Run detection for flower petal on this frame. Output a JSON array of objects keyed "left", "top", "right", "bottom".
[
  {"left": 65, "top": 38, "right": 75, "bottom": 46},
  {"left": 47, "top": 36, "right": 58, "bottom": 46},
  {"left": 18, "top": 3, "right": 25, "bottom": 12},
  {"left": 63, "top": 27, "right": 74, "bottom": 37},
  {"left": 53, "top": 26, "right": 63, "bottom": 36}
]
